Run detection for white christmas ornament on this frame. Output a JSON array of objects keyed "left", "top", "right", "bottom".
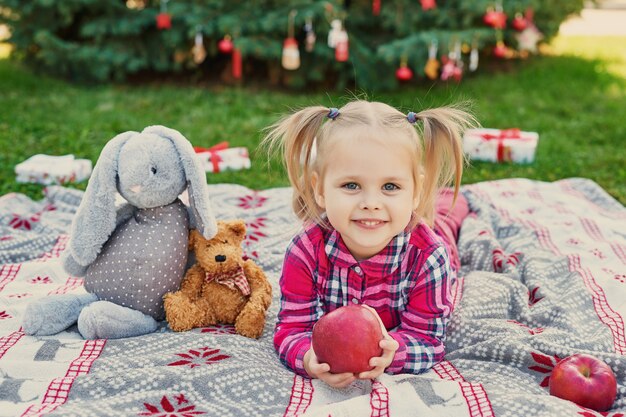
[
  {"left": 327, "top": 19, "right": 342, "bottom": 48},
  {"left": 516, "top": 24, "right": 543, "bottom": 53}
]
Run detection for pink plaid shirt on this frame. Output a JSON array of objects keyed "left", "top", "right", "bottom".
[{"left": 273, "top": 221, "right": 454, "bottom": 377}]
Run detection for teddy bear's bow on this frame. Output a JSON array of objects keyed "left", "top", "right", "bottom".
[{"left": 205, "top": 267, "right": 251, "bottom": 296}]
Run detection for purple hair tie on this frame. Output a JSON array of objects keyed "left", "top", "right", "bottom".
[
  {"left": 327, "top": 108, "right": 340, "bottom": 120},
  {"left": 407, "top": 111, "right": 418, "bottom": 124}
]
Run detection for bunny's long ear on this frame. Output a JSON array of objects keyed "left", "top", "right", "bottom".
[
  {"left": 142, "top": 125, "right": 218, "bottom": 239},
  {"left": 69, "top": 131, "right": 136, "bottom": 266}
]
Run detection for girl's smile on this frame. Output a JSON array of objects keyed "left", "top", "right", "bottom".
[{"left": 352, "top": 218, "right": 388, "bottom": 229}]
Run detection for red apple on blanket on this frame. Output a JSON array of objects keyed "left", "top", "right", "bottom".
[
  {"left": 549, "top": 353, "right": 617, "bottom": 412},
  {"left": 312, "top": 304, "right": 384, "bottom": 374}
]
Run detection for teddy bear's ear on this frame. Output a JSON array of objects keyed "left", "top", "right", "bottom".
[{"left": 227, "top": 220, "right": 247, "bottom": 240}]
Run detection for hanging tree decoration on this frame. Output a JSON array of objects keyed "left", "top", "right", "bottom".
[
  {"left": 304, "top": 15, "right": 316, "bottom": 52},
  {"left": 512, "top": 12, "right": 528, "bottom": 31},
  {"left": 424, "top": 39, "right": 440, "bottom": 80},
  {"left": 192, "top": 27, "right": 206, "bottom": 64},
  {"left": 327, "top": 19, "right": 342, "bottom": 48},
  {"left": 493, "top": 30, "right": 511, "bottom": 59},
  {"left": 218, "top": 34, "right": 234, "bottom": 54},
  {"left": 232, "top": 45, "right": 242, "bottom": 79},
  {"left": 516, "top": 8, "right": 543, "bottom": 56},
  {"left": 282, "top": 10, "right": 301, "bottom": 70},
  {"left": 372, "top": 0, "right": 381, "bottom": 16},
  {"left": 452, "top": 40, "right": 464, "bottom": 81},
  {"left": 396, "top": 55, "right": 413, "bottom": 82},
  {"left": 420, "top": 0, "right": 436, "bottom": 11},
  {"left": 483, "top": 1, "right": 507, "bottom": 30},
  {"left": 156, "top": 0, "right": 172, "bottom": 30},
  {"left": 334, "top": 20, "right": 349, "bottom": 62},
  {"left": 469, "top": 37, "right": 479, "bottom": 72},
  {"left": 441, "top": 40, "right": 463, "bottom": 82}
]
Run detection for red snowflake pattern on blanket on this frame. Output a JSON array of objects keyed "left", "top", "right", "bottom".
[
  {"left": 237, "top": 192, "right": 267, "bottom": 209},
  {"left": 492, "top": 248, "right": 521, "bottom": 272},
  {"left": 7, "top": 204, "right": 56, "bottom": 230},
  {"left": 0, "top": 311, "right": 12, "bottom": 319},
  {"left": 167, "top": 347, "right": 230, "bottom": 368},
  {"left": 528, "top": 287, "right": 544, "bottom": 307},
  {"left": 528, "top": 352, "right": 562, "bottom": 387},
  {"left": 9, "top": 214, "right": 36, "bottom": 230},
  {"left": 242, "top": 217, "right": 267, "bottom": 261},
  {"left": 29, "top": 275, "right": 52, "bottom": 284},
  {"left": 200, "top": 324, "right": 236, "bottom": 335},
  {"left": 139, "top": 394, "right": 206, "bottom": 416}
]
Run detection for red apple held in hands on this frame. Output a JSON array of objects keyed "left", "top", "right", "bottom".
[
  {"left": 312, "top": 304, "right": 384, "bottom": 374},
  {"left": 549, "top": 353, "right": 617, "bottom": 412}
]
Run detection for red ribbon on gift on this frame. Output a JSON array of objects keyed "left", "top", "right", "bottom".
[
  {"left": 194, "top": 141, "right": 229, "bottom": 173},
  {"left": 478, "top": 128, "right": 527, "bottom": 162},
  {"left": 479, "top": 128, "right": 522, "bottom": 140}
]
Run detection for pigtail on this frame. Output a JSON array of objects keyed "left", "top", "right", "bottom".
[
  {"left": 415, "top": 105, "right": 477, "bottom": 225},
  {"left": 262, "top": 106, "right": 330, "bottom": 224}
]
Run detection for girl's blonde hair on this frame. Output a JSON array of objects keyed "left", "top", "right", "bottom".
[{"left": 262, "top": 100, "right": 477, "bottom": 229}]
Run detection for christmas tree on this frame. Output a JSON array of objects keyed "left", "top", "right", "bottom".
[{"left": 0, "top": 0, "right": 585, "bottom": 90}]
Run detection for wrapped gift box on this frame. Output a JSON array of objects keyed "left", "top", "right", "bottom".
[
  {"left": 15, "top": 154, "right": 92, "bottom": 185},
  {"left": 463, "top": 128, "right": 539, "bottom": 164},
  {"left": 194, "top": 142, "right": 251, "bottom": 173}
]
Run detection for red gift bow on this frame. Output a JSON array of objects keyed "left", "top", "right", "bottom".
[
  {"left": 477, "top": 128, "right": 528, "bottom": 162},
  {"left": 194, "top": 141, "right": 229, "bottom": 173}
]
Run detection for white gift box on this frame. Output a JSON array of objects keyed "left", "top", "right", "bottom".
[
  {"left": 463, "top": 128, "right": 539, "bottom": 164},
  {"left": 15, "top": 154, "right": 92, "bottom": 185},
  {"left": 194, "top": 145, "right": 251, "bottom": 173}
]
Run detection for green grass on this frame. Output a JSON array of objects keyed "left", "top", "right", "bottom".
[{"left": 0, "top": 35, "right": 625, "bottom": 205}]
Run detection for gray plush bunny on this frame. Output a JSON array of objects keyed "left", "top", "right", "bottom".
[{"left": 22, "top": 125, "right": 217, "bottom": 339}]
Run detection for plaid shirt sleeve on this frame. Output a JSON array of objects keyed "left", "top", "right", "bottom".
[
  {"left": 273, "top": 232, "right": 323, "bottom": 377},
  {"left": 387, "top": 244, "right": 453, "bottom": 374}
]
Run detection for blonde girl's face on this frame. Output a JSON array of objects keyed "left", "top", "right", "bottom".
[{"left": 313, "top": 135, "right": 419, "bottom": 261}]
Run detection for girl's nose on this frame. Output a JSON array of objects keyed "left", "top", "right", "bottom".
[{"left": 359, "top": 192, "right": 381, "bottom": 210}]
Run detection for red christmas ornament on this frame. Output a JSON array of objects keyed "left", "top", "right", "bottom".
[
  {"left": 396, "top": 66, "right": 413, "bottom": 82},
  {"left": 484, "top": 9, "right": 507, "bottom": 29},
  {"left": 372, "top": 0, "right": 381, "bottom": 15},
  {"left": 218, "top": 35, "right": 234, "bottom": 54},
  {"left": 335, "top": 41, "right": 349, "bottom": 62},
  {"left": 512, "top": 13, "right": 528, "bottom": 31},
  {"left": 420, "top": 0, "right": 436, "bottom": 11},
  {"left": 335, "top": 29, "right": 349, "bottom": 62},
  {"left": 232, "top": 47, "right": 242, "bottom": 79},
  {"left": 156, "top": 13, "right": 172, "bottom": 30},
  {"left": 493, "top": 41, "right": 509, "bottom": 59},
  {"left": 396, "top": 57, "right": 413, "bottom": 82}
]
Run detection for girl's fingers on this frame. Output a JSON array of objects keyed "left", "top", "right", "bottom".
[
  {"left": 312, "top": 363, "right": 331, "bottom": 375},
  {"left": 358, "top": 366, "right": 383, "bottom": 380},
  {"left": 380, "top": 338, "right": 399, "bottom": 352},
  {"left": 324, "top": 372, "right": 356, "bottom": 388}
]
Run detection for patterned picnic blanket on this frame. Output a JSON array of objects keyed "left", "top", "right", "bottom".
[{"left": 0, "top": 178, "right": 624, "bottom": 417}]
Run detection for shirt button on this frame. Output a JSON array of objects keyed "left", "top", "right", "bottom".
[
  {"left": 352, "top": 298, "right": 359, "bottom": 304},
  {"left": 354, "top": 266, "right": 362, "bottom": 274}
]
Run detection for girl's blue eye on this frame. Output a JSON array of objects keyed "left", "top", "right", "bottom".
[
  {"left": 383, "top": 183, "right": 399, "bottom": 191},
  {"left": 342, "top": 182, "right": 359, "bottom": 190}
]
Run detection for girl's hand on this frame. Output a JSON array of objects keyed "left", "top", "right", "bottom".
[
  {"left": 304, "top": 347, "right": 356, "bottom": 388},
  {"left": 357, "top": 305, "right": 400, "bottom": 380}
]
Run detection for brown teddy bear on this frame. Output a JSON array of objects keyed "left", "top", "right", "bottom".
[{"left": 163, "top": 219, "right": 272, "bottom": 339}]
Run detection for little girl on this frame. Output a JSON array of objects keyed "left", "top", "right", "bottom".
[{"left": 263, "top": 100, "right": 476, "bottom": 388}]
